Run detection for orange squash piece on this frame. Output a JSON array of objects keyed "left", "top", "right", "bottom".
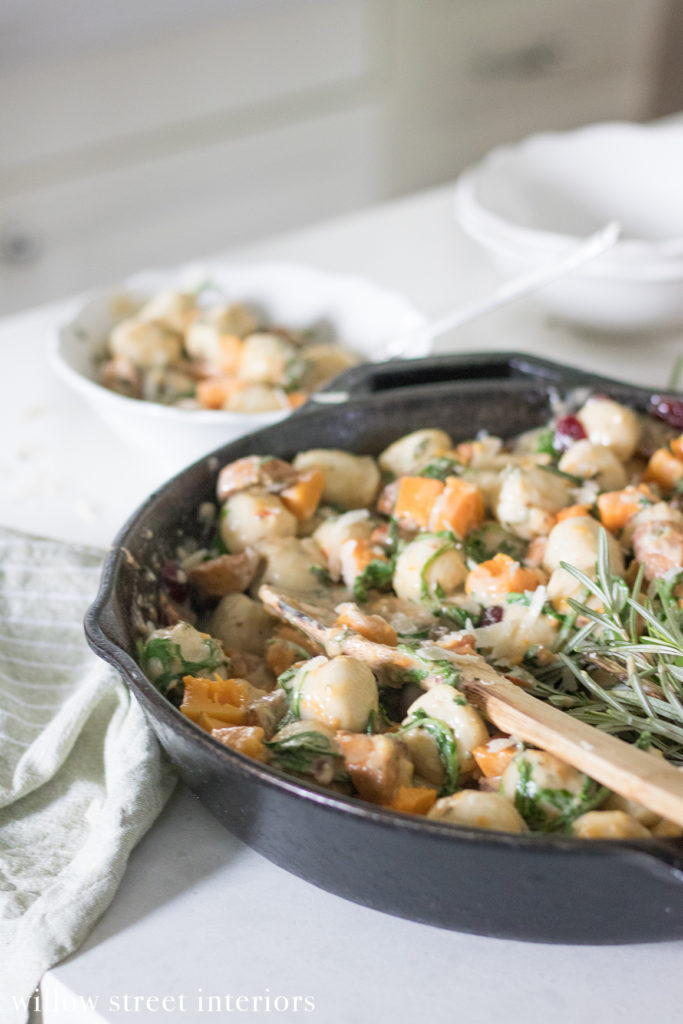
[
  {"left": 196, "top": 376, "right": 241, "bottom": 410},
  {"left": 286, "top": 391, "right": 308, "bottom": 409},
  {"left": 556, "top": 504, "right": 591, "bottom": 523},
  {"left": 393, "top": 476, "right": 445, "bottom": 529},
  {"left": 671, "top": 435, "right": 683, "bottom": 461},
  {"left": 465, "top": 552, "right": 545, "bottom": 601},
  {"left": 180, "top": 674, "right": 250, "bottom": 725},
  {"left": 335, "top": 602, "right": 398, "bottom": 646},
  {"left": 597, "top": 484, "right": 656, "bottom": 533},
  {"left": 216, "top": 334, "right": 244, "bottom": 374},
  {"left": 210, "top": 725, "right": 268, "bottom": 762},
  {"left": 280, "top": 469, "right": 325, "bottom": 521},
  {"left": 644, "top": 448, "right": 683, "bottom": 490},
  {"left": 429, "top": 476, "right": 484, "bottom": 537},
  {"left": 390, "top": 786, "right": 438, "bottom": 816},
  {"left": 472, "top": 740, "right": 517, "bottom": 779},
  {"left": 340, "top": 538, "right": 387, "bottom": 575}
]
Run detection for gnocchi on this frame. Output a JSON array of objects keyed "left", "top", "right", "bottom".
[
  {"left": 99, "top": 288, "right": 361, "bottom": 409},
  {"left": 138, "top": 392, "right": 683, "bottom": 840}
]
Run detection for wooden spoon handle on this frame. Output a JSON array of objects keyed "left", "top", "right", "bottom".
[
  {"left": 463, "top": 675, "right": 683, "bottom": 829},
  {"left": 260, "top": 585, "right": 683, "bottom": 827}
]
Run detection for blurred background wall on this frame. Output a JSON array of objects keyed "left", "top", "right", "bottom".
[{"left": 0, "top": 0, "right": 680, "bottom": 315}]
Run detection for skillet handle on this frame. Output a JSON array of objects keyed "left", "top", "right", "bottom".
[{"left": 312, "top": 351, "right": 606, "bottom": 400}]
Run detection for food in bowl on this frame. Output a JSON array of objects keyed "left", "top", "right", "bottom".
[
  {"left": 135, "top": 393, "right": 683, "bottom": 838},
  {"left": 98, "top": 286, "right": 360, "bottom": 412}
]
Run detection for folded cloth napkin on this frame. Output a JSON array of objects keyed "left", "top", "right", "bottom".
[{"left": 0, "top": 527, "right": 175, "bottom": 1023}]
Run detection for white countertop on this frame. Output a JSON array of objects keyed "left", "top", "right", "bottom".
[{"left": 3, "top": 184, "right": 683, "bottom": 1023}]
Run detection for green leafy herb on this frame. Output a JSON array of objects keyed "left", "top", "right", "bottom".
[
  {"left": 530, "top": 528, "right": 683, "bottom": 764},
  {"left": 434, "top": 603, "right": 478, "bottom": 630},
  {"left": 354, "top": 558, "right": 394, "bottom": 603},
  {"left": 420, "top": 457, "right": 463, "bottom": 482},
  {"left": 399, "top": 709, "right": 459, "bottom": 795},
  {"left": 366, "top": 702, "right": 393, "bottom": 734},
  {"left": 419, "top": 538, "right": 458, "bottom": 602},
  {"left": 536, "top": 428, "right": 558, "bottom": 457},
  {"left": 464, "top": 523, "right": 528, "bottom": 565},
  {"left": 386, "top": 517, "right": 401, "bottom": 557},
  {"left": 266, "top": 730, "right": 347, "bottom": 783},
  {"left": 512, "top": 756, "right": 607, "bottom": 832},
  {"left": 310, "top": 564, "right": 333, "bottom": 585},
  {"left": 141, "top": 632, "right": 227, "bottom": 705},
  {"left": 397, "top": 645, "right": 462, "bottom": 688},
  {"left": 276, "top": 664, "right": 308, "bottom": 718},
  {"left": 538, "top": 463, "right": 584, "bottom": 487},
  {"left": 282, "top": 356, "right": 307, "bottom": 392}
]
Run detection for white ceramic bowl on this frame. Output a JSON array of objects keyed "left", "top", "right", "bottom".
[
  {"left": 454, "top": 121, "right": 683, "bottom": 332},
  {"left": 52, "top": 261, "right": 428, "bottom": 464}
]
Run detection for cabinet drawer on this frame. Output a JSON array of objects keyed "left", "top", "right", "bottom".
[
  {"left": 388, "top": 0, "right": 665, "bottom": 192},
  {"left": 0, "top": 0, "right": 372, "bottom": 175},
  {"left": 0, "top": 104, "right": 384, "bottom": 315},
  {"left": 394, "top": 0, "right": 664, "bottom": 124}
]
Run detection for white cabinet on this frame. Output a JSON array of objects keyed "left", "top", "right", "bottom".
[
  {"left": 0, "top": 0, "right": 671, "bottom": 314},
  {"left": 0, "top": 105, "right": 384, "bottom": 314}
]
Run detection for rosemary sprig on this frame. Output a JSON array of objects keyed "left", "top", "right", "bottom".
[{"left": 527, "top": 529, "right": 683, "bottom": 764}]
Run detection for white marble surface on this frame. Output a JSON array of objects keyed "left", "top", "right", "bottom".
[
  {"left": 38, "top": 787, "right": 683, "bottom": 1024},
  {"left": 2, "top": 183, "right": 683, "bottom": 1023}
]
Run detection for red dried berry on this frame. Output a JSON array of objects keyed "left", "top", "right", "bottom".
[
  {"left": 480, "top": 605, "right": 504, "bottom": 627},
  {"left": 161, "top": 560, "right": 189, "bottom": 603},
  {"left": 553, "top": 414, "right": 586, "bottom": 452},
  {"left": 650, "top": 396, "right": 683, "bottom": 430}
]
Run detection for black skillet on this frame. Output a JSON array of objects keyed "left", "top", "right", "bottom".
[{"left": 85, "top": 352, "right": 683, "bottom": 944}]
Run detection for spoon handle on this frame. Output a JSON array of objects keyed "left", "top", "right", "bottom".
[
  {"left": 463, "top": 674, "right": 683, "bottom": 829},
  {"left": 382, "top": 220, "right": 621, "bottom": 359},
  {"left": 260, "top": 583, "right": 683, "bottom": 828}
]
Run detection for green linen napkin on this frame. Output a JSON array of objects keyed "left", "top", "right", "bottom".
[{"left": 0, "top": 527, "right": 175, "bottom": 1023}]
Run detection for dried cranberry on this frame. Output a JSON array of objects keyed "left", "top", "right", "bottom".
[
  {"left": 650, "top": 396, "right": 683, "bottom": 430},
  {"left": 161, "top": 559, "right": 189, "bottom": 603},
  {"left": 553, "top": 414, "right": 586, "bottom": 452},
  {"left": 480, "top": 605, "right": 504, "bottom": 627}
]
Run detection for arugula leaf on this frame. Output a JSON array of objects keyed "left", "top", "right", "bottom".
[
  {"left": 464, "top": 523, "right": 528, "bottom": 565},
  {"left": 419, "top": 538, "right": 458, "bottom": 602},
  {"left": 420, "top": 457, "right": 463, "bottom": 482},
  {"left": 266, "top": 730, "right": 347, "bottom": 782},
  {"left": 538, "top": 463, "right": 584, "bottom": 487},
  {"left": 536, "top": 428, "right": 558, "bottom": 457},
  {"left": 365, "top": 701, "right": 393, "bottom": 734},
  {"left": 386, "top": 516, "right": 401, "bottom": 557},
  {"left": 399, "top": 709, "right": 459, "bottom": 795},
  {"left": 282, "top": 356, "right": 307, "bottom": 392},
  {"left": 310, "top": 564, "right": 333, "bottom": 585},
  {"left": 354, "top": 558, "right": 394, "bottom": 603},
  {"left": 512, "top": 757, "right": 607, "bottom": 832},
  {"left": 141, "top": 632, "right": 227, "bottom": 705},
  {"left": 434, "top": 603, "right": 479, "bottom": 630},
  {"left": 397, "top": 644, "right": 462, "bottom": 687}
]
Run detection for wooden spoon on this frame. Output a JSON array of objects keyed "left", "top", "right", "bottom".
[{"left": 260, "top": 584, "right": 683, "bottom": 829}]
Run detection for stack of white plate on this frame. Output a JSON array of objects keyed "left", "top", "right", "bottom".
[{"left": 454, "top": 121, "right": 683, "bottom": 332}]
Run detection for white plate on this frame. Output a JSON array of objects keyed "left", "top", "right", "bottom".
[{"left": 454, "top": 121, "right": 683, "bottom": 331}]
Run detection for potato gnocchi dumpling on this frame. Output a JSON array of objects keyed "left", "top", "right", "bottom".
[
  {"left": 138, "top": 393, "right": 683, "bottom": 840},
  {"left": 99, "top": 288, "right": 361, "bottom": 410}
]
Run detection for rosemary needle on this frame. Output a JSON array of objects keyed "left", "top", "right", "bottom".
[{"left": 525, "top": 530, "right": 683, "bottom": 765}]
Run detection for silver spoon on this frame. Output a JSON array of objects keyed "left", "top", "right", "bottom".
[{"left": 379, "top": 220, "right": 621, "bottom": 360}]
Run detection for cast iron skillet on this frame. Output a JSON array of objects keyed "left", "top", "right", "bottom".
[{"left": 86, "top": 352, "right": 683, "bottom": 944}]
